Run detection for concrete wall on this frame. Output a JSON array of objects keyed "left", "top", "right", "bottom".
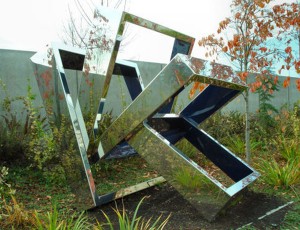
[
  {"left": 0, "top": 49, "right": 43, "bottom": 122},
  {"left": 0, "top": 49, "right": 166, "bottom": 122},
  {"left": 0, "top": 49, "right": 299, "bottom": 125}
]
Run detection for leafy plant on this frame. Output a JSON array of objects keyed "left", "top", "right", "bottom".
[
  {"left": 0, "top": 80, "right": 31, "bottom": 162},
  {"left": 0, "top": 166, "right": 15, "bottom": 197},
  {"left": 34, "top": 204, "right": 92, "bottom": 230},
  {"left": 258, "top": 157, "right": 300, "bottom": 188},
  {"left": 200, "top": 111, "right": 245, "bottom": 142},
  {"left": 0, "top": 166, "right": 15, "bottom": 221},
  {"left": 278, "top": 137, "right": 300, "bottom": 162},
  {"left": 97, "top": 197, "right": 170, "bottom": 230}
]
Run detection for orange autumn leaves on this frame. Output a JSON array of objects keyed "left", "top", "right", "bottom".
[
  {"left": 249, "top": 74, "right": 300, "bottom": 92},
  {"left": 249, "top": 74, "right": 278, "bottom": 93},
  {"left": 197, "top": 0, "right": 300, "bottom": 96},
  {"left": 286, "top": 77, "right": 300, "bottom": 92}
]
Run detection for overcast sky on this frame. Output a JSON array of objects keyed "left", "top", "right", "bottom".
[
  {"left": 0, "top": 0, "right": 297, "bottom": 73},
  {"left": 0, "top": 0, "right": 234, "bottom": 63}
]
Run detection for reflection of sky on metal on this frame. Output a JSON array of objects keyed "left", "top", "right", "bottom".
[{"left": 86, "top": 7, "right": 123, "bottom": 75}]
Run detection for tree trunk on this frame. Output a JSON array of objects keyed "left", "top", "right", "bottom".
[{"left": 245, "top": 89, "right": 251, "bottom": 163}]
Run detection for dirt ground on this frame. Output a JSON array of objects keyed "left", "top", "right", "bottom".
[{"left": 88, "top": 183, "right": 291, "bottom": 229}]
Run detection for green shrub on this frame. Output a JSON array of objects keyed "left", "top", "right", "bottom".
[
  {"left": 0, "top": 80, "right": 31, "bottom": 162},
  {"left": 257, "top": 104, "right": 300, "bottom": 189},
  {"left": 0, "top": 166, "right": 16, "bottom": 222},
  {"left": 258, "top": 157, "right": 300, "bottom": 188}
]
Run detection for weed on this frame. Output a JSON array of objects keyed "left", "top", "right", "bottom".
[{"left": 0, "top": 166, "right": 15, "bottom": 221}]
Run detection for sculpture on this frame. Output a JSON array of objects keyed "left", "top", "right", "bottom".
[{"left": 31, "top": 6, "right": 259, "bottom": 221}]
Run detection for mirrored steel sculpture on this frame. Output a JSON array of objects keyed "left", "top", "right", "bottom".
[{"left": 31, "top": 6, "right": 259, "bottom": 221}]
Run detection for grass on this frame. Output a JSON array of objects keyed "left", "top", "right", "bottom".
[
  {"left": 1, "top": 156, "right": 299, "bottom": 229},
  {"left": 1, "top": 158, "right": 168, "bottom": 229},
  {"left": 5, "top": 166, "right": 75, "bottom": 213},
  {"left": 1, "top": 106, "right": 300, "bottom": 229},
  {"left": 281, "top": 200, "right": 300, "bottom": 229}
]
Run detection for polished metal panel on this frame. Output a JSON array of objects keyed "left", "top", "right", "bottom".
[
  {"left": 103, "top": 54, "right": 258, "bottom": 220},
  {"left": 128, "top": 120, "right": 259, "bottom": 221},
  {"left": 31, "top": 6, "right": 259, "bottom": 221},
  {"left": 100, "top": 54, "right": 194, "bottom": 155},
  {"left": 31, "top": 44, "right": 96, "bottom": 209},
  {"left": 93, "top": 8, "right": 196, "bottom": 157},
  {"left": 99, "top": 54, "right": 247, "bottom": 156}
]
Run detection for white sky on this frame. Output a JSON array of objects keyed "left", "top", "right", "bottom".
[
  {"left": 0, "top": 0, "right": 297, "bottom": 75},
  {"left": 0, "top": 0, "right": 232, "bottom": 63}
]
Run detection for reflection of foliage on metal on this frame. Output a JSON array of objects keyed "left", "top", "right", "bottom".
[
  {"left": 175, "top": 167, "right": 205, "bottom": 191},
  {"left": 46, "top": 46, "right": 53, "bottom": 66},
  {"left": 210, "top": 62, "right": 235, "bottom": 81},
  {"left": 190, "top": 58, "right": 205, "bottom": 73},
  {"left": 84, "top": 11, "right": 114, "bottom": 76},
  {"left": 189, "top": 82, "right": 208, "bottom": 99}
]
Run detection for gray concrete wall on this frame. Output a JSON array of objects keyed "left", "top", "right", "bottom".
[
  {"left": 0, "top": 49, "right": 43, "bottom": 122},
  {"left": 0, "top": 48, "right": 299, "bottom": 125}
]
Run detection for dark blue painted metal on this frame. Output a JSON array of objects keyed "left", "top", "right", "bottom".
[
  {"left": 148, "top": 116, "right": 253, "bottom": 182},
  {"left": 114, "top": 63, "right": 143, "bottom": 101},
  {"left": 59, "top": 49, "right": 85, "bottom": 71},
  {"left": 183, "top": 119, "right": 253, "bottom": 182},
  {"left": 60, "top": 72, "right": 70, "bottom": 94},
  {"left": 171, "top": 39, "right": 191, "bottom": 60},
  {"left": 181, "top": 86, "right": 240, "bottom": 124}
]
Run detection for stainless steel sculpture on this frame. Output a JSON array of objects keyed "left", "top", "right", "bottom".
[{"left": 31, "top": 6, "right": 259, "bottom": 221}]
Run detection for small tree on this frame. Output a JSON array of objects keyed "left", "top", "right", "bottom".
[
  {"left": 256, "top": 74, "right": 279, "bottom": 130},
  {"left": 198, "top": 0, "right": 300, "bottom": 162}
]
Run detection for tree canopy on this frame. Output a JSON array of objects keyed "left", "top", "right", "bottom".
[{"left": 198, "top": 0, "right": 299, "bottom": 92}]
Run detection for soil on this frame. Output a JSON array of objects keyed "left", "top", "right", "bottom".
[{"left": 88, "top": 183, "right": 291, "bottom": 230}]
